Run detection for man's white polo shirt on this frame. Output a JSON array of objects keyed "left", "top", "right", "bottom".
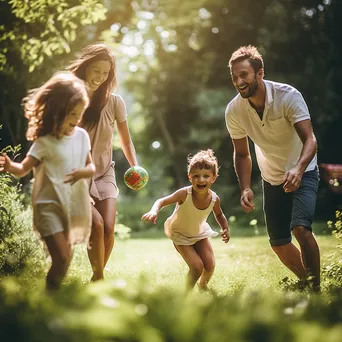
[{"left": 225, "top": 80, "right": 317, "bottom": 185}]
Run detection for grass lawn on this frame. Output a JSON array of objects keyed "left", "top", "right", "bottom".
[
  {"left": 68, "top": 234, "right": 340, "bottom": 294},
  {"left": 1, "top": 232, "right": 341, "bottom": 342}
]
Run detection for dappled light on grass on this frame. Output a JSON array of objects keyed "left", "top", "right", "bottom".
[
  {"left": 0, "top": 236, "right": 341, "bottom": 341},
  {"left": 0, "top": 272, "right": 341, "bottom": 342}
]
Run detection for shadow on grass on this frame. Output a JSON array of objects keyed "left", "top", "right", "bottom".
[{"left": 131, "top": 221, "right": 332, "bottom": 239}]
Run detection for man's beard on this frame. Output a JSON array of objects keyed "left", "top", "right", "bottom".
[{"left": 239, "top": 77, "right": 258, "bottom": 98}]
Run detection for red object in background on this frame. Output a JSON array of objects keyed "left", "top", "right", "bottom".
[{"left": 319, "top": 163, "right": 342, "bottom": 194}]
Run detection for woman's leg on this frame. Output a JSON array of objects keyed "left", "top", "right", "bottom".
[
  {"left": 175, "top": 244, "right": 204, "bottom": 290},
  {"left": 88, "top": 205, "right": 105, "bottom": 281},
  {"left": 88, "top": 198, "right": 116, "bottom": 281},
  {"left": 194, "top": 238, "right": 215, "bottom": 289},
  {"left": 44, "top": 231, "right": 72, "bottom": 291},
  {"left": 94, "top": 198, "right": 116, "bottom": 267}
]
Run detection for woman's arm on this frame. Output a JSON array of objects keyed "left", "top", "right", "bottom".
[{"left": 117, "top": 120, "right": 138, "bottom": 167}]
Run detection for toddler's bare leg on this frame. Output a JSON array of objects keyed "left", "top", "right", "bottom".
[
  {"left": 176, "top": 244, "right": 204, "bottom": 290},
  {"left": 194, "top": 238, "right": 215, "bottom": 289}
]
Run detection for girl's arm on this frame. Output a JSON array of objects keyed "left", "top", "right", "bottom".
[
  {"left": 0, "top": 154, "right": 38, "bottom": 178},
  {"left": 213, "top": 196, "right": 230, "bottom": 243},
  {"left": 117, "top": 120, "right": 138, "bottom": 167},
  {"left": 141, "top": 188, "right": 187, "bottom": 224},
  {"left": 64, "top": 152, "right": 95, "bottom": 184}
]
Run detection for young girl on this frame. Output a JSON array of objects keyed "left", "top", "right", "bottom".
[
  {"left": 66, "top": 44, "right": 139, "bottom": 281},
  {"left": 142, "top": 149, "right": 230, "bottom": 290},
  {"left": 0, "top": 72, "right": 95, "bottom": 290}
]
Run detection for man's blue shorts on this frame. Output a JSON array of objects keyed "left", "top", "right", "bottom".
[{"left": 262, "top": 167, "right": 319, "bottom": 246}]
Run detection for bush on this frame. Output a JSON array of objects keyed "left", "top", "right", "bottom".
[
  {"left": 0, "top": 173, "right": 45, "bottom": 278},
  {"left": 322, "top": 211, "right": 342, "bottom": 285}
]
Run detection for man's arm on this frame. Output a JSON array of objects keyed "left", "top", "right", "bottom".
[
  {"left": 232, "top": 137, "right": 255, "bottom": 212},
  {"left": 283, "top": 119, "right": 317, "bottom": 192}
]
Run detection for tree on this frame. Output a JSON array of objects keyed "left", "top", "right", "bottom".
[{"left": 0, "top": 0, "right": 107, "bottom": 150}]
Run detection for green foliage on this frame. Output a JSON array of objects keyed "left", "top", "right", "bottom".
[
  {"left": 0, "top": 173, "right": 45, "bottom": 277},
  {"left": 0, "top": 275, "right": 341, "bottom": 342},
  {"left": 115, "top": 223, "right": 132, "bottom": 240},
  {"left": 0, "top": 0, "right": 107, "bottom": 72},
  {"left": 323, "top": 211, "right": 342, "bottom": 285},
  {"left": 99, "top": 0, "right": 342, "bottom": 222}
]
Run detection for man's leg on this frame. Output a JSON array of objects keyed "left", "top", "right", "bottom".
[
  {"left": 271, "top": 243, "right": 307, "bottom": 279},
  {"left": 292, "top": 226, "right": 320, "bottom": 288},
  {"left": 263, "top": 180, "right": 307, "bottom": 279},
  {"left": 291, "top": 168, "right": 320, "bottom": 289}
]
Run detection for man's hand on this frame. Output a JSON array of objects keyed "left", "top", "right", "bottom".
[
  {"left": 240, "top": 188, "right": 255, "bottom": 212},
  {"left": 283, "top": 167, "right": 304, "bottom": 193}
]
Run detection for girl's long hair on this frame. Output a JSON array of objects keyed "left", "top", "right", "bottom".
[
  {"left": 66, "top": 43, "right": 116, "bottom": 131},
  {"left": 24, "top": 72, "right": 89, "bottom": 140}
]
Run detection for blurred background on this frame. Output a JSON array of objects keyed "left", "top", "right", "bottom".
[{"left": 1, "top": 0, "right": 341, "bottom": 235}]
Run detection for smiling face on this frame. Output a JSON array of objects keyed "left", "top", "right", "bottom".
[
  {"left": 61, "top": 101, "right": 87, "bottom": 136},
  {"left": 230, "top": 59, "right": 263, "bottom": 98},
  {"left": 84, "top": 60, "right": 111, "bottom": 93},
  {"left": 188, "top": 167, "right": 217, "bottom": 193}
]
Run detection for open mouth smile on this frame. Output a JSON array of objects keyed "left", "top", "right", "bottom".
[
  {"left": 238, "top": 84, "right": 248, "bottom": 91},
  {"left": 197, "top": 184, "right": 207, "bottom": 190}
]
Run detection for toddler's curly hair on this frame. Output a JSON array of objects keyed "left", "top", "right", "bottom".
[{"left": 187, "top": 149, "right": 219, "bottom": 176}]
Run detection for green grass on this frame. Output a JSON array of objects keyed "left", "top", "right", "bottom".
[
  {"left": 68, "top": 234, "right": 340, "bottom": 294},
  {"left": 1, "top": 234, "right": 341, "bottom": 342}
]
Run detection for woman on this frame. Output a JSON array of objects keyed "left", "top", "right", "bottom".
[{"left": 67, "top": 44, "right": 138, "bottom": 281}]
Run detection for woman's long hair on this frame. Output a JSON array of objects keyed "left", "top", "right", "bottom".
[
  {"left": 66, "top": 44, "right": 116, "bottom": 131},
  {"left": 24, "top": 72, "right": 89, "bottom": 140}
]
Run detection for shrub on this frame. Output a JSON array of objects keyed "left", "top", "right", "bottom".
[
  {"left": 323, "top": 211, "right": 342, "bottom": 285},
  {"left": 0, "top": 172, "right": 45, "bottom": 278}
]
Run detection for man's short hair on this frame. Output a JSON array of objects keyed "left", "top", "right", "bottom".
[{"left": 228, "top": 45, "right": 264, "bottom": 73}]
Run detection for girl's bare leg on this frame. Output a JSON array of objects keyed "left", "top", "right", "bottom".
[
  {"left": 88, "top": 205, "right": 105, "bottom": 281},
  {"left": 175, "top": 244, "right": 204, "bottom": 290},
  {"left": 194, "top": 238, "right": 215, "bottom": 290},
  {"left": 44, "top": 231, "right": 72, "bottom": 291}
]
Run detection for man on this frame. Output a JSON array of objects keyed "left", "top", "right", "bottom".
[{"left": 225, "top": 45, "right": 320, "bottom": 290}]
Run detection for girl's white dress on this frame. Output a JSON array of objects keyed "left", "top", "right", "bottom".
[
  {"left": 164, "top": 186, "right": 219, "bottom": 245},
  {"left": 28, "top": 127, "right": 92, "bottom": 245}
]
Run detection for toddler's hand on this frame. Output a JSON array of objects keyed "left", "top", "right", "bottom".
[
  {"left": 0, "top": 153, "right": 11, "bottom": 172},
  {"left": 221, "top": 228, "right": 230, "bottom": 243},
  {"left": 141, "top": 211, "right": 158, "bottom": 224}
]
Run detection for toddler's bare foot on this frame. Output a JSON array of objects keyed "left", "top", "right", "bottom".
[
  {"left": 198, "top": 283, "right": 209, "bottom": 291},
  {"left": 90, "top": 273, "right": 104, "bottom": 282}
]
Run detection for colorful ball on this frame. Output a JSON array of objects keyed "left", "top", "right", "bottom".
[{"left": 124, "top": 166, "right": 149, "bottom": 191}]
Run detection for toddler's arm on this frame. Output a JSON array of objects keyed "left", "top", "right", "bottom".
[
  {"left": 213, "top": 196, "right": 230, "bottom": 243},
  {"left": 0, "top": 154, "right": 38, "bottom": 178},
  {"left": 64, "top": 152, "right": 95, "bottom": 184},
  {"left": 141, "top": 188, "right": 187, "bottom": 224}
]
